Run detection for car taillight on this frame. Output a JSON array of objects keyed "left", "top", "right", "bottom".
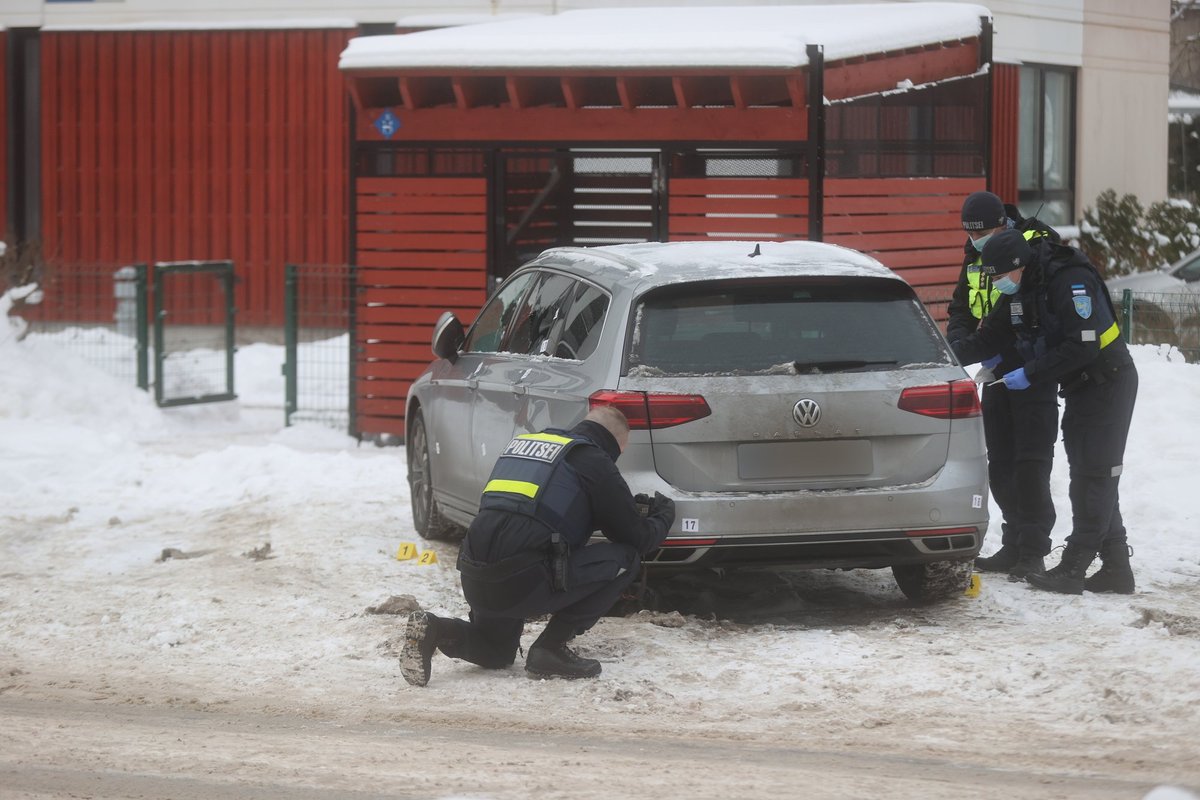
[
  {"left": 589, "top": 390, "right": 712, "bottom": 429},
  {"left": 897, "top": 380, "right": 981, "bottom": 419}
]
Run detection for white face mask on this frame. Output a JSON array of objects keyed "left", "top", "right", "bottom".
[
  {"left": 970, "top": 231, "right": 995, "bottom": 252},
  {"left": 993, "top": 274, "right": 1020, "bottom": 295}
]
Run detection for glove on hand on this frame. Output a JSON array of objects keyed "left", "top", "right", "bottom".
[
  {"left": 633, "top": 493, "right": 651, "bottom": 517},
  {"left": 981, "top": 354, "right": 1003, "bottom": 370},
  {"left": 648, "top": 491, "right": 676, "bottom": 526},
  {"left": 1003, "top": 367, "right": 1031, "bottom": 390}
]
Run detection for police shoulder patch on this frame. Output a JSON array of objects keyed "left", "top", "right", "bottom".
[{"left": 1072, "top": 295, "right": 1093, "bottom": 319}]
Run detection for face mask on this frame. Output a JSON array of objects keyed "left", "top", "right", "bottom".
[
  {"left": 993, "top": 274, "right": 1020, "bottom": 295},
  {"left": 970, "top": 231, "right": 995, "bottom": 252}
]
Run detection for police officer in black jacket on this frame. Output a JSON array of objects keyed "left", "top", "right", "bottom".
[
  {"left": 400, "top": 405, "right": 675, "bottom": 686},
  {"left": 952, "top": 228, "right": 1138, "bottom": 595},
  {"left": 947, "top": 192, "right": 1059, "bottom": 579}
]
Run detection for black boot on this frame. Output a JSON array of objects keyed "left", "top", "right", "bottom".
[
  {"left": 525, "top": 642, "right": 602, "bottom": 679},
  {"left": 526, "top": 618, "right": 601, "bottom": 679},
  {"left": 1085, "top": 541, "right": 1135, "bottom": 594},
  {"left": 974, "top": 544, "right": 1019, "bottom": 573},
  {"left": 1007, "top": 551, "right": 1045, "bottom": 581},
  {"left": 400, "top": 610, "right": 442, "bottom": 687},
  {"left": 1026, "top": 545, "right": 1096, "bottom": 595}
]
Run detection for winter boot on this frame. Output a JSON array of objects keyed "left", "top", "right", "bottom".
[
  {"left": 525, "top": 642, "right": 602, "bottom": 679},
  {"left": 1026, "top": 545, "right": 1096, "bottom": 595},
  {"left": 1006, "top": 551, "right": 1046, "bottom": 581},
  {"left": 1085, "top": 541, "right": 1135, "bottom": 594},
  {"left": 400, "top": 610, "right": 442, "bottom": 687},
  {"left": 526, "top": 617, "right": 601, "bottom": 679},
  {"left": 974, "top": 545, "right": 1019, "bottom": 573}
]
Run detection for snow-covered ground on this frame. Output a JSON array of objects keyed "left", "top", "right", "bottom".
[{"left": 2, "top": 303, "right": 1199, "bottom": 797}]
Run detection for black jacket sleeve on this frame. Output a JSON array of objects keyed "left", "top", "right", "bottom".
[
  {"left": 568, "top": 445, "right": 671, "bottom": 554},
  {"left": 951, "top": 294, "right": 1018, "bottom": 367}
]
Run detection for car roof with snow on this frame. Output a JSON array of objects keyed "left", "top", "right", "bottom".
[{"left": 530, "top": 240, "right": 901, "bottom": 291}]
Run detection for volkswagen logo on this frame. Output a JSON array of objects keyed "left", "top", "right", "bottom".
[{"left": 792, "top": 398, "right": 821, "bottom": 427}]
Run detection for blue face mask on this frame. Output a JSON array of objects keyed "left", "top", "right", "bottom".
[
  {"left": 993, "top": 274, "right": 1020, "bottom": 295},
  {"left": 970, "top": 231, "right": 995, "bottom": 252}
]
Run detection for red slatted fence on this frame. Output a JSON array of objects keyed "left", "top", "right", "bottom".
[
  {"left": 354, "top": 176, "right": 489, "bottom": 437},
  {"left": 668, "top": 177, "right": 809, "bottom": 241}
]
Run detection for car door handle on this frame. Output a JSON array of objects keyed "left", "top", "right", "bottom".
[
  {"left": 511, "top": 384, "right": 527, "bottom": 396},
  {"left": 467, "top": 377, "right": 478, "bottom": 389}
]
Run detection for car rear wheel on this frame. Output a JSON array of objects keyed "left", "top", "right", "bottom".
[
  {"left": 407, "top": 409, "right": 463, "bottom": 542},
  {"left": 892, "top": 560, "right": 973, "bottom": 603}
]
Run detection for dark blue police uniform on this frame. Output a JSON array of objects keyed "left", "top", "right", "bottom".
[{"left": 954, "top": 231, "right": 1138, "bottom": 594}]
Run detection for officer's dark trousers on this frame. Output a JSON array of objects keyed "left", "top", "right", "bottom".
[
  {"left": 981, "top": 379, "right": 1058, "bottom": 556},
  {"left": 439, "top": 541, "right": 640, "bottom": 669},
  {"left": 1061, "top": 364, "right": 1138, "bottom": 553}
]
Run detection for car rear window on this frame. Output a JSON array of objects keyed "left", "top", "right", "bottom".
[{"left": 627, "top": 278, "right": 952, "bottom": 376}]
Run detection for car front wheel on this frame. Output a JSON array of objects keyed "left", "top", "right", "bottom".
[
  {"left": 892, "top": 560, "right": 973, "bottom": 603},
  {"left": 407, "top": 409, "right": 462, "bottom": 542}
]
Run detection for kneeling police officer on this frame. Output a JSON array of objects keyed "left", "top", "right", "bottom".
[
  {"left": 400, "top": 404, "right": 675, "bottom": 686},
  {"left": 951, "top": 228, "right": 1138, "bottom": 595}
]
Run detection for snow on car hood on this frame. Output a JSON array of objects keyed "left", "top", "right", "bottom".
[{"left": 1106, "top": 268, "right": 1190, "bottom": 294}]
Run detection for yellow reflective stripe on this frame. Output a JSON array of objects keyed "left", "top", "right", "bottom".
[
  {"left": 515, "top": 432, "right": 572, "bottom": 445},
  {"left": 1099, "top": 321, "right": 1120, "bottom": 349},
  {"left": 483, "top": 479, "right": 539, "bottom": 498}
]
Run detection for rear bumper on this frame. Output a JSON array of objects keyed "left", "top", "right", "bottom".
[
  {"left": 624, "top": 460, "right": 988, "bottom": 570},
  {"left": 645, "top": 526, "right": 982, "bottom": 570}
]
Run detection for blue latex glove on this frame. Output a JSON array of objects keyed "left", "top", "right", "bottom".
[
  {"left": 1002, "top": 367, "right": 1030, "bottom": 390},
  {"left": 981, "top": 354, "right": 1003, "bottom": 370}
]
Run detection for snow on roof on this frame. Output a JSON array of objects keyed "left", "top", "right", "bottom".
[
  {"left": 545, "top": 240, "right": 896, "bottom": 283},
  {"left": 339, "top": 4, "right": 990, "bottom": 73},
  {"left": 1169, "top": 90, "right": 1200, "bottom": 113}
]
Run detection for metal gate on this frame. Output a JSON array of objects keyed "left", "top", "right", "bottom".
[{"left": 153, "top": 260, "right": 237, "bottom": 407}]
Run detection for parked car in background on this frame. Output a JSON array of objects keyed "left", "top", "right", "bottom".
[
  {"left": 1106, "top": 248, "right": 1200, "bottom": 361},
  {"left": 405, "top": 241, "right": 988, "bottom": 602}
]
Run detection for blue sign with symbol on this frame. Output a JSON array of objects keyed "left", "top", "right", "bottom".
[
  {"left": 1073, "top": 295, "right": 1093, "bottom": 319},
  {"left": 374, "top": 110, "right": 401, "bottom": 139}
]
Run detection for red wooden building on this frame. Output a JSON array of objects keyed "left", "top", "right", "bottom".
[
  {"left": 337, "top": 6, "right": 994, "bottom": 438},
  {"left": 2, "top": 24, "right": 354, "bottom": 326}
]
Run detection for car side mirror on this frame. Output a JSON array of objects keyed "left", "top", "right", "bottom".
[{"left": 431, "top": 311, "right": 465, "bottom": 363}]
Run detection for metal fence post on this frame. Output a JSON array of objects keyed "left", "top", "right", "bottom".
[
  {"left": 284, "top": 264, "right": 298, "bottom": 426},
  {"left": 152, "top": 264, "right": 165, "bottom": 406},
  {"left": 1121, "top": 288, "right": 1133, "bottom": 344},
  {"left": 223, "top": 264, "right": 237, "bottom": 400},
  {"left": 135, "top": 263, "right": 149, "bottom": 390}
]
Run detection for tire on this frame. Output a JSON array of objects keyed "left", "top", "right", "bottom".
[
  {"left": 892, "top": 560, "right": 973, "bottom": 603},
  {"left": 406, "top": 409, "right": 463, "bottom": 542}
]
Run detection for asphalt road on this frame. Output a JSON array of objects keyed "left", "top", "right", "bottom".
[{"left": 0, "top": 693, "right": 1162, "bottom": 800}]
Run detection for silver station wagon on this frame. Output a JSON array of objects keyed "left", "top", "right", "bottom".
[{"left": 406, "top": 241, "right": 988, "bottom": 601}]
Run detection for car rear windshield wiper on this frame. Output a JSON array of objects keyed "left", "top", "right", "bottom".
[{"left": 793, "top": 359, "right": 899, "bottom": 373}]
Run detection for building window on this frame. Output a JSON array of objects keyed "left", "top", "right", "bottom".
[{"left": 1018, "top": 64, "right": 1076, "bottom": 226}]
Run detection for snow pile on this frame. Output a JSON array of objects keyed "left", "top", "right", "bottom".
[{"left": 1, "top": 331, "right": 1198, "bottom": 792}]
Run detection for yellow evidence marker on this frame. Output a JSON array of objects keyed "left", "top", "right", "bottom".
[
  {"left": 964, "top": 573, "right": 982, "bottom": 598},
  {"left": 418, "top": 550, "right": 439, "bottom": 565},
  {"left": 395, "top": 542, "right": 419, "bottom": 561}
]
